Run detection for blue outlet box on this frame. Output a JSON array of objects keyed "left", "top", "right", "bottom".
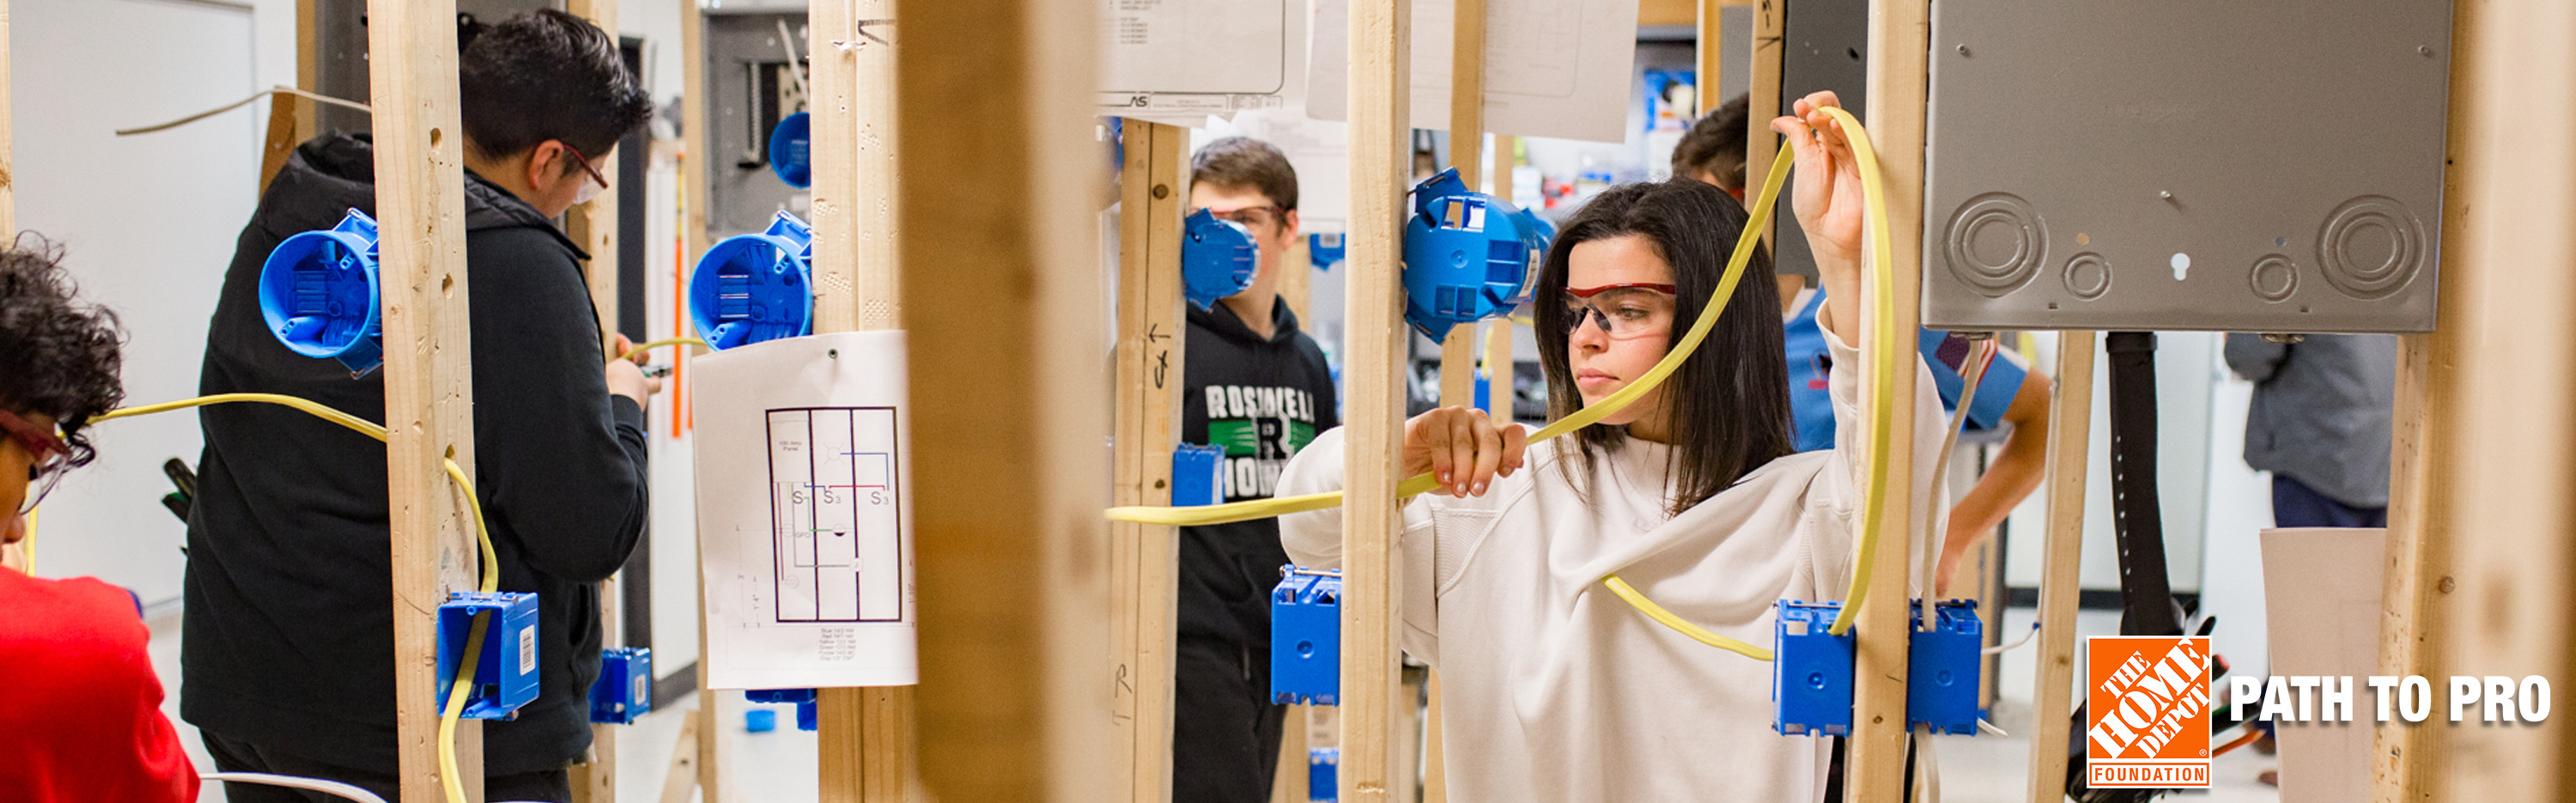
[
  {"left": 1171, "top": 443, "right": 1225, "bottom": 506},
  {"left": 690, "top": 211, "right": 816, "bottom": 350},
  {"left": 1182, "top": 210, "right": 1258, "bottom": 310},
  {"left": 1308, "top": 748, "right": 1339, "bottom": 802},
  {"left": 769, "top": 112, "right": 812, "bottom": 188},
  {"left": 589, "top": 647, "right": 654, "bottom": 725},
  {"left": 746, "top": 688, "right": 818, "bottom": 731},
  {"left": 1308, "top": 232, "right": 1346, "bottom": 271},
  {"left": 1907, "top": 599, "right": 1984, "bottom": 735},
  {"left": 434, "top": 592, "right": 542, "bottom": 720},
  {"left": 1401, "top": 167, "right": 1552, "bottom": 343},
  {"left": 1771, "top": 599, "right": 1856, "bottom": 736},
  {"left": 258, "top": 209, "right": 385, "bottom": 376},
  {"left": 1271, "top": 566, "right": 1340, "bottom": 705}
]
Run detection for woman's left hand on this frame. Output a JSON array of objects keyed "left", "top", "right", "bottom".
[{"left": 1771, "top": 91, "right": 1869, "bottom": 341}]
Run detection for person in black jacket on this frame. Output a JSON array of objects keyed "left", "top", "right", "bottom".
[
  {"left": 181, "top": 11, "right": 657, "bottom": 802},
  {"left": 1172, "top": 137, "right": 1340, "bottom": 802}
]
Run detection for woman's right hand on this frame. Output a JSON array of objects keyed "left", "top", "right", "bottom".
[{"left": 1403, "top": 406, "right": 1528, "bottom": 497}]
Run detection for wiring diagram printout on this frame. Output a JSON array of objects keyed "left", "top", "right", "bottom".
[
  {"left": 1098, "top": 0, "right": 1307, "bottom": 125},
  {"left": 694, "top": 331, "right": 917, "bottom": 689},
  {"left": 1307, "top": 0, "right": 1637, "bottom": 143}
]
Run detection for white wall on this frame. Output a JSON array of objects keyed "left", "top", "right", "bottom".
[{"left": 19, "top": 0, "right": 265, "bottom": 605}]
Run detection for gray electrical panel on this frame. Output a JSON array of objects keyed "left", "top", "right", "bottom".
[
  {"left": 1771, "top": 0, "right": 1868, "bottom": 283},
  {"left": 1923, "top": 0, "right": 2451, "bottom": 333},
  {"left": 312, "top": 0, "right": 562, "bottom": 136},
  {"left": 700, "top": 10, "right": 812, "bottom": 240}
]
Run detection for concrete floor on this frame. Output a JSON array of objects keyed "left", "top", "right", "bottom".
[{"left": 154, "top": 607, "right": 2283, "bottom": 802}]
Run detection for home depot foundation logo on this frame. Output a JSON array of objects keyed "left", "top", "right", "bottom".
[{"left": 2085, "top": 636, "right": 2213, "bottom": 788}]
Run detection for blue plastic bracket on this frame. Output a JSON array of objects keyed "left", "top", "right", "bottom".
[
  {"left": 1401, "top": 167, "right": 1552, "bottom": 342},
  {"left": 1907, "top": 599, "right": 1984, "bottom": 735},
  {"left": 745, "top": 688, "right": 819, "bottom": 731},
  {"left": 434, "top": 592, "right": 543, "bottom": 721},
  {"left": 589, "top": 647, "right": 655, "bottom": 725},
  {"left": 258, "top": 209, "right": 386, "bottom": 376},
  {"left": 1308, "top": 231, "right": 1346, "bottom": 271},
  {"left": 1307, "top": 748, "right": 1340, "bottom": 802},
  {"left": 1182, "top": 210, "right": 1259, "bottom": 310},
  {"left": 1170, "top": 443, "right": 1225, "bottom": 506},
  {"left": 690, "top": 211, "right": 817, "bottom": 350},
  {"left": 1270, "top": 565, "right": 1341, "bottom": 705},
  {"left": 1771, "top": 599, "right": 1856, "bottom": 736}
]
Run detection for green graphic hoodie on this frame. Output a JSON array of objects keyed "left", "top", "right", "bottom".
[{"left": 1178, "top": 299, "right": 1338, "bottom": 647}]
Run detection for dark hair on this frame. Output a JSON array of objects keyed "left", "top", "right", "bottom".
[
  {"left": 458, "top": 9, "right": 653, "bottom": 164},
  {"left": 1191, "top": 137, "right": 1300, "bottom": 211},
  {"left": 0, "top": 238, "right": 125, "bottom": 468},
  {"left": 1670, "top": 93, "right": 1752, "bottom": 190},
  {"left": 1531, "top": 180, "right": 1793, "bottom": 516}
]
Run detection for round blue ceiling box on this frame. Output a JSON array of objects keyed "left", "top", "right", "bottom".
[
  {"left": 1401, "top": 167, "right": 1552, "bottom": 343},
  {"left": 258, "top": 209, "right": 386, "bottom": 376},
  {"left": 690, "top": 210, "right": 817, "bottom": 350},
  {"left": 769, "top": 112, "right": 812, "bottom": 188},
  {"left": 1182, "top": 209, "right": 1259, "bottom": 311}
]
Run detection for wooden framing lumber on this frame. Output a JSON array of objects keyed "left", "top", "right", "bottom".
[
  {"left": 1744, "top": 0, "right": 1782, "bottom": 246},
  {"left": 1109, "top": 118, "right": 1188, "bottom": 803},
  {"left": 1269, "top": 705, "right": 1310, "bottom": 803},
  {"left": 2022, "top": 332, "right": 2095, "bottom": 803},
  {"left": 1340, "top": 0, "right": 1410, "bottom": 799},
  {"left": 1421, "top": 3, "right": 1485, "bottom": 796},
  {"left": 363, "top": 0, "right": 482, "bottom": 799},
  {"left": 677, "top": 0, "right": 725, "bottom": 798},
  {"left": 562, "top": 4, "right": 621, "bottom": 799},
  {"left": 893, "top": 0, "right": 1115, "bottom": 798},
  {"left": 1484, "top": 134, "right": 1515, "bottom": 424},
  {"left": 0, "top": 0, "right": 13, "bottom": 234},
  {"left": 1696, "top": 0, "right": 1722, "bottom": 116},
  {"left": 1842, "top": 0, "right": 1928, "bottom": 796}
]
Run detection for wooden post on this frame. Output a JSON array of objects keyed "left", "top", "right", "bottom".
[
  {"left": 1269, "top": 705, "right": 1309, "bottom": 803},
  {"left": 1695, "top": 0, "right": 1722, "bottom": 116},
  {"left": 1484, "top": 135, "right": 1515, "bottom": 424},
  {"left": 264, "top": 0, "right": 319, "bottom": 193},
  {"left": 2388, "top": 1, "right": 2576, "bottom": 799},
  {"left": 570, "top": 575, "right": 619, "bottom": 803},
  {"left": 1280, "top": 234, "right": 1312, "bottom": 321},
  {"left": 1841, "top": 0, "right": 1927, "bottom": 797},
  {"left": 806, "top": 2, "right": 920, "bottom": 800},
  {"left": 364, "top": 1, "right": 482, "bottom": 800},
  {"left": 0, "top": 0, "right": 14, "bottom": 235},
  {"left": 565, "top": 3, "right": 623, "bottom": 795},
  {"left": 677, "top": 0, "right": 726, "bottom": 799},
  {"left": 1420, "top": 3, "right": 1486, "bottom": 798},
  {"left": 1109, "top": 119, "right": 1187, "bottom": 803},
  {"left": 894, "top": 0, "right": 1115, "bottom": 799},
  {"left": 1341, "top": 0, "right": 1409, "bottom": 800},
  {"left": 2023, "top": 332, "right": 2095, "bottom": 803},
  {"left": 1744, "top": 0, "right": 1783, "bottom": 246}
]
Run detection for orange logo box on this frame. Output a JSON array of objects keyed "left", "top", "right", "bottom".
[{"left": 2084, "top": 636, "right": 2212, "bottom": 789}]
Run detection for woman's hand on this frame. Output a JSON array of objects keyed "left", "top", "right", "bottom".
[
  {"left": 1771, "top": 91, "right": 1868, "bottom": 343},
  {"left": 1403, "top": 406, "right": 1528, "bottom": 497}
]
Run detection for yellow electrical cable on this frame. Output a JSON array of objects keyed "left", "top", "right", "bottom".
[
  {"left": 617, "top": 336, "right": 709, "bottom": 363},
  {"left": 1601, "top": 575, "right": 1774, "bottom": 661},
  {"left": 95, "top": 392, "right": 500, "bottom": 803},
  {"left": 1814, "top": 106, "right": 1898, "bottom": 637}
]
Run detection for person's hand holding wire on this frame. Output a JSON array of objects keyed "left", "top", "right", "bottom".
[{"left": 1403, "top": 405, "right": 1528, "bottom": 497}]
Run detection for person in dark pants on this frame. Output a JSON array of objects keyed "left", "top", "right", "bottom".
[
  {"left": 182, "top": 12, "right": 658, "bottom": 802},
  {"left": 2221, "top": 332, "right": 2396, "bottom": 528},
  {"left": 1172, "top": 137, "right": 1339, "bottom": 802}
]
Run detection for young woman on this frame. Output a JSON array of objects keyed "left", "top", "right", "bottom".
[
  {"left": 0, "top": 241, "right": 199, "bottom": 801},
  {"left": 1278, "top": 92, "right": 1948, "bottom": 800}
]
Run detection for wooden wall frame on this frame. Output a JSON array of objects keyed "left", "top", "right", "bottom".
[
  {"left": 1109, "top": 118, "right": 1188, "bottom": 803},
  {"left": 1338, "top": 0, "right": 1411, "bottom": 799}
]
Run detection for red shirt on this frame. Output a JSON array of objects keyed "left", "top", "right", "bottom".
[{"left": 0, "top": 569, "right": 197, "bottom": 802}]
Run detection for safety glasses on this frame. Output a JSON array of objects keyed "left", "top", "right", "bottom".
[
  {"left": 1560, "top": 283, "right": 1679, "bottom": 340},
  {"left": 0, "top": 408, "right": 70, "bottom": 514},
  {"left": 1192, "top": 204, "right": 1288, "bottom": 231},
  {"left": 562, "top": 144, "right": 611, "bottom": 192}
]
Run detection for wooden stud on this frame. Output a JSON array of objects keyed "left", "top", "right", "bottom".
[
  {"left": 894, "top": 0, "right": 1115, "bottom": 799},
  {"left": 1485, "top": 134, "right": 1515, "bottom": 424},
  {"left": 0, "top": 0, "right": 13, "bottom": 235},
  {"left": 364, "top": 0, "right": 482, "bottom": 800},
  {"left": 2373, "top": 332, "right": 2445, "bottom": 803},
  {"left": 1744, "top": 0, "right": 1783, "bottom": 246},
  {"left": 295, "top": 0, "right": 318, "bottom": 137},
  {"left": 677, "top": 0, "right": 726, "bottom": 799},
  {"left": 1695, "top": 0, "right": 1722, "bottom": 116},
  {"left": 1109, "top": 119, "right": 1188, "bottom": 803},
  {"left": 1341, "top": 0, "right": 1409, "bottom": 799},
  {"left": 1842, "top": 0, "right": 1928, "bottom": 797},
  {"left": 1268, "top": 704, "right": 1309, "bottom": 803},
  {"left": 1421, "top": 3, "right": 1486, "bottom": 795},
  {"left": 2023, "top": 332, "right": 2095, "bottom": 803},
  {"left": 659, "top": 715, "right": 703, "bottom": 803},
  {"left": 569, "top": 576, "right": 619, "bottom": 803},
  {"left": 560, "top": 5, "right": 622, "bottom": 800},
  {"left": 1280, "top": 234, "right": 1312, "bottom": 321}
]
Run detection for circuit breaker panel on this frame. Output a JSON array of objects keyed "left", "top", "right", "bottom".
[
  {"left": 1922, "top": 0, "right": 2452, "bottom": 333},
  {"left": 702, "top": 9, "right": 813, "bottom": 240}
]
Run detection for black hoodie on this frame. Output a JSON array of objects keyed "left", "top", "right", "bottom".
[
  {"left": 1177, "top": 300, "right": 1337, "bottom": 647},
  {"left": 181, "top": 134, "right": 649, "bottom": 775}
]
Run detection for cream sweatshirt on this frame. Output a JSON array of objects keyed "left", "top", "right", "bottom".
[{"left": 1277, "top": 327, "right": 1952, "bottom": 802}]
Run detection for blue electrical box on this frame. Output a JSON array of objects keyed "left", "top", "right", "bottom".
[
  {"left": 1171, "top": 443, "right": 1225, "bottom": 506},
  {"left": 769, "top": 112, "right": 812, "bottom": 188},
  {"left": 434, "top": 592, "right": 542, "bottom": 720},
  {"left": 589, "top": 647, "right": 654, "bottom": 725},
  {"left": 1907, "top": 599, "right": 1984, "bottom": 735},
  {"left": 1401, "top": 167, "right": 1552, "bottom": 343},
  {"left": 746, "top": 688, "right": 818, "bottom": 731},
  {"left": 1308, "top": 748, "right": 1339, "bottom": 802},
  {"left": 1771, "top": 599, "right": 1856, "bottom": 736},
  {"left": 1271, "top": 566, "right": 1340, "bottom": 705},
  {"left": 1308, "top": 232, "right": 1346, "bottom": 271},
  {"left": 1182, "top": 209, "right": 1259, "bottom": 310},
  {"left": 258, "top": 209, "right": 385, "bottom": 376},
  {"left": 690, "top": 211, "right": 816, "bottom": 350}
]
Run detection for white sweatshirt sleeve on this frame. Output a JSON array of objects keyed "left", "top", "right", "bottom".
[
  {"left": 1819, "top": 323, "right": 1954, "bottom": 598},
  {"left": 1276, "top": 427, "right": 1447, "bottom": 666}
]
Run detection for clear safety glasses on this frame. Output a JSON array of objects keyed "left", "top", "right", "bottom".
[{"left": 1560, "top": 283, "right": 1679, "bottom": 340}]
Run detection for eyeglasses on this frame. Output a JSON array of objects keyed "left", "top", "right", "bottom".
[
  {"left": 1192, "top": 204, "right": 1287, "bottom": 230},
  {"left": 1560, "top": 283, "right": 1679, "bottom": 340},
  {"left": 562, "top": 144, "right": 610, "bottom": 192},
  {"left": 0, "top": 408, "right": 70, "bottom": 514}
]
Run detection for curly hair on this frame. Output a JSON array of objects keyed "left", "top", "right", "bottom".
[{"left": 0, "top": 237, "right": 125, "bottom": 467}]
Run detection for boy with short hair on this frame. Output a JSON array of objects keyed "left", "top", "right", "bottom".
[{"left": 1173, "top": 137, "right": 1338, "bottom": 802}]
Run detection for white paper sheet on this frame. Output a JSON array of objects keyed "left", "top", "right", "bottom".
[
  {"left": 692, "top": 332, "right": 917, "bottom": 689},
  {"left": 1306, "top": 0, "right": 1638, "bottom": 143},
  {"left": 1099, "top": 0, "right": 1309, "bottom": 126},
  {"left": 2258, "top": 527, "right": 2385, "bottom": 803}
]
